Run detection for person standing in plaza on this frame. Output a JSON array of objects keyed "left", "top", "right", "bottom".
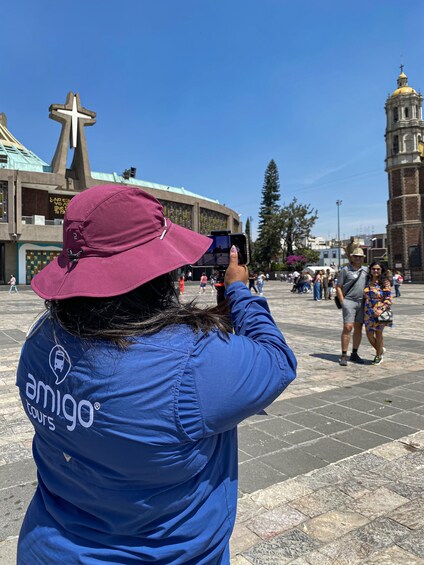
[
  {"left": 322, "top": 269, "right": 328, "bottom": 300},
  {"left": 326, "top": 269, "right": 334, "bottom": 299},
  {"left": 336, "top": 248, "right": 368, "bottom": 366},
  {"left": 15, "top": 185, "right": 297, "bottom": 565},
  {"left": 178, "top": 274, "right": 185, "bottom": 296},
  {"left": 393, "top": 270, "right": 403, "bottom": 297},
  {"left": 364, "top": 261, "right": 393, "bottom": 365},
  {"left": 8, "top": 274, "right": 18, "bottom": 293},
  {"left": 313, "top": 271, "right": 322, "bottom": 301}
]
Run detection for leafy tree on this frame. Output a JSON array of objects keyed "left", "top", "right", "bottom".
[
  {"left": 255, "top": 160, "right": 281, "bottom": 268},
  {"left": 296, "top": 247, "right": 320, "bottom": 265},
  {"left": 279, "top": 198, "right": 318, "bottom": 257}
]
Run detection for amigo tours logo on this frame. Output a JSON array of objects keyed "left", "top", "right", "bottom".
[
  {"left": 24, "top": 345, "right": 98, "bottom": 432},
  {"left": 49, "top": 345, "right": 71, "bottom": 384}
]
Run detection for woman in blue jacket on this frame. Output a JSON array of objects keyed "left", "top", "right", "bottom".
[{"left": 17, "top": 184, "right": 297, "bottom": 564}]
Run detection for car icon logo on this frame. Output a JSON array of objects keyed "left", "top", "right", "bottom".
[{"left": 49, "top": 345, "right": 71, "bottom": 384}]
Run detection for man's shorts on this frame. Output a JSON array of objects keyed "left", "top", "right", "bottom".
[{"left": 342, "top": 298, "right": 364, "bottom": 324}]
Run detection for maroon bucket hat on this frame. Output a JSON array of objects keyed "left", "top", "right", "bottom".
[{"left": 31, "top": 185, "right": 212, "bottom": 300}]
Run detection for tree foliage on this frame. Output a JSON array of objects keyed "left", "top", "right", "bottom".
[
  {"left": 278, "top": 198, "right": 318, "bottom": 257},
  {"left": 254, "top": 160, "right": 282, "bottom": 268}
]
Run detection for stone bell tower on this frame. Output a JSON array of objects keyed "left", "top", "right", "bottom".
[{"left": 385, "top": 67, "right": 424, "bottom": 280}]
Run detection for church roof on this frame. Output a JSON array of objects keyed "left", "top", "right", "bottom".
[
  {"left": 392, "top": 70, "right": 417, "bottom": 97},
  {"left": 0, "top": 114, "right": 51, "bottom": 172},
  {"left": 0, "top": 111, "right": 219, "bottom": 204}
]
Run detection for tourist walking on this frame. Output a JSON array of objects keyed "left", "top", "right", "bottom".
[
  {"left": 336, "top": 248, "right": 368, "bottom": 366},
  {"left": 257, "top": 272, "right": 265, "bottom": 295},
  {"left": 248, "top": 271, "right": 258, "bottom": 293},
  {"left": 8, "top": 274, "right": 18, "bottom": 293},
  {"left": 199, "top": 272, "right": 208, "bottom": 293},
  {"left": 178, "top": 274, "right": 185, "bottom": 295},
  {"left": 16, "top": 184, "right": 297, "bottom": 565},
  {"left": 364, "top": 261, "right": 393, "bottom": 365}
]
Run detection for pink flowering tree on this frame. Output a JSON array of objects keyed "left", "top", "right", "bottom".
[{"left": 286, "top": 255, "right": 307, "bottom": 271}]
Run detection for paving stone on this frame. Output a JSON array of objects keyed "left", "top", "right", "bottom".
[
  {"left": 265, "top": 401, "right": 305, "bottom": 417},
  {"left": 247, "top": 505, "right": 307, "bottom": 539},
  {"left": 283, "top": 395, "right": 331, "bottom": 410},
  {"left": 398, "top": 527, "right": 424, "bottom": 559},
  {"left": 337, "top": 479, "right": 372, "bottom": 500},
  {"left": 370, "top": 440, "right": 416, "bottom": 460},
  {"left": 285, "top": 412, "right": 351, "bottom": 435},
  {"left": 230, "top": 555, "right": 252, "bottom": 565},
  {"left": 238, "top": 450, "right": 252, "bottom": 463},
  {"left": 338, "top": 451, "right": 387, "bottom": 474},
  {"left": 363, "top": 392, "right": 424, "bottom": 411},
  {"left": 387, "top": 411, "right": 424, "bottom": 429},
  {"left": 281, "top": 428, "right": 324, "bottom": 446},
  {"left": 332, "top": 427, "right": 390, "bottom": 450},
  {"left": 252, "top": 418, "right": 305, "bottom": 438},
  {"left": 388, "top": 481, "right": 424, "bottom": 499},
  {"left": 261, "top": 447, "right": 327, "bottom": 478},
  {"left": 229, "top": 523, "right": 261, "bottom": 557},
  {"left": 360, "top": 419, "right": 418, "bottom": 440},
  {"left": 363, "top": 545, "right": 424, "bottom": 565},
  {"left": 301, "top": 437, "right": 361, "bottom": 463},
  {"left": 238, "top": 427, "right": 291, "bottom": 457},
  {"left": 300, "top": 510, "right": 369, "bottom": 543},
  {"left": 375, "top": 452, "right": 424, "bottom": 481},
  {"left": 243, "top": 529, "right": 320, "bottom": 564},
  {"left": 238, "top": 460, "right": 287, "bottom": 494},
  {"left": 235, "top": 496, "right": 265, "bottom": 524},
  {"left": 251, "top": 479, "right": 313, "bottom": 510},
  {"left": 313, "top": 404, "right": 378, "bottom": 426},
  {"left": 352, "top": 516, "right": 412, "bottom": 550},
  {"left": 387, "top": 498, "right": 424, "bottom": 530},
  {"left": 391, "top": 388, "right": 424, "bottom": 403},
  {"left": 289, "top": 486, "right": 352, "bottom": 518},
  {"left": 316, "top": 532, "right": 373, "bottom": 564},
  {"left": 342, "top": 486, "right": 409, "bottom": 518}
]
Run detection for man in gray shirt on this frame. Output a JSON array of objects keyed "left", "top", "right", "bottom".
[{"left": 336, "top": 248, "right": 368, "bottom": 366}]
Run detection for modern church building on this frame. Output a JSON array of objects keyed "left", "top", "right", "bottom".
[
  {"left": 0, "top": 92, "right": 240, "bottom": 285},
  {"left": 385, "top": 68, "right": 424, "bottom": 281}
]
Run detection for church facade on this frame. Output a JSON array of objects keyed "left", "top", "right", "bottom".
[
  {"left": 385, "top": 69, "right": 424, "bottom": 281},
  {"left": 0, "top": 93, "right": 240, "bottom": 285}
]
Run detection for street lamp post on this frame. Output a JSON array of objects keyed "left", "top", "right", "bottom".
[{"left": 336, "top": 200, "right": 342, "bottom": 270}]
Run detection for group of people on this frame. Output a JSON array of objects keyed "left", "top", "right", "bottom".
[
  {"left": 248, "top": 271, "right": 267, "bottom": 295},
  {"left": 290, "top": 269, "right": 336, "bottom": 299},
  {"left": 337, "top": 248, "right": 394, "bottom": 366}
]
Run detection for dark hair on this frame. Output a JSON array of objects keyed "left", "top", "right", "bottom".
[
  {"left": 368, "top": 261, "right": 390, "bottom": 287},
  {"left": 47, "top": 273, "right": 231, "bottom": 348}
]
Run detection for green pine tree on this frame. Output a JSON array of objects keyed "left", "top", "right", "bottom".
[{"left": 254, "top": 160, "right": 282, "bottom": 268}]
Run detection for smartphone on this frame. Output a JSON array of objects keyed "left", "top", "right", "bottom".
[{"left": 196, "top": 233, "right": 249, "bottom": 267}]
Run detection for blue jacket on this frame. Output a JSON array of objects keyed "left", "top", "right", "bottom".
[{"left": 16, "top": 282, "right": 296, "bottom": 564}]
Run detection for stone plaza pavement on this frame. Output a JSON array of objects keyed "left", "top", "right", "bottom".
[{"left": 1, "top": 281, "right": 424, "bottom": 564}]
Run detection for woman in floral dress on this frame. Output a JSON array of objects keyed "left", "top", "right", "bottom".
[{"left": 364, "top": 261, "right": 393, "bottom": 365}]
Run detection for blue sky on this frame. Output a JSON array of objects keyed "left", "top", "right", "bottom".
[{"left": 2, "top": 1, "right": 424, "bottom": 239}]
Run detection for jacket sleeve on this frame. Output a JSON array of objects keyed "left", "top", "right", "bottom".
[{"left": 177, "top": 282, "right": 297, "bottom": 439}]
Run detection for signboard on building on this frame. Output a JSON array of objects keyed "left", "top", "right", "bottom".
[{"left": 48, "top": 195, "right": 73, "bottom": 218}]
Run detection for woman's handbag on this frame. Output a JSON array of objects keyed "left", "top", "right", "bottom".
[{"left": 377, "top": 308, "right": 393, "bottom": 324}]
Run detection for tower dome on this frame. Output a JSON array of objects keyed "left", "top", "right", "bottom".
[{"left": 392, "top": 70, "right": 417, "bottom": 97}]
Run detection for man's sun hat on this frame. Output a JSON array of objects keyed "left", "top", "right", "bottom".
[
  {"left": 350, "top": 247, "right": 365, "bottom": 257},
  {"left": 31, "top": 185, "right": 212, "bottom": 300}
]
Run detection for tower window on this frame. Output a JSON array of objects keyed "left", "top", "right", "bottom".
[
  {"left": 393, "top": 135, "right": 399, "bottom": 154},
  {"left": 393, "top": 107, "right": 399, "bottom": 122},
  {"left": 404, "top": 107, "right": 409, "bottom": 118}
]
